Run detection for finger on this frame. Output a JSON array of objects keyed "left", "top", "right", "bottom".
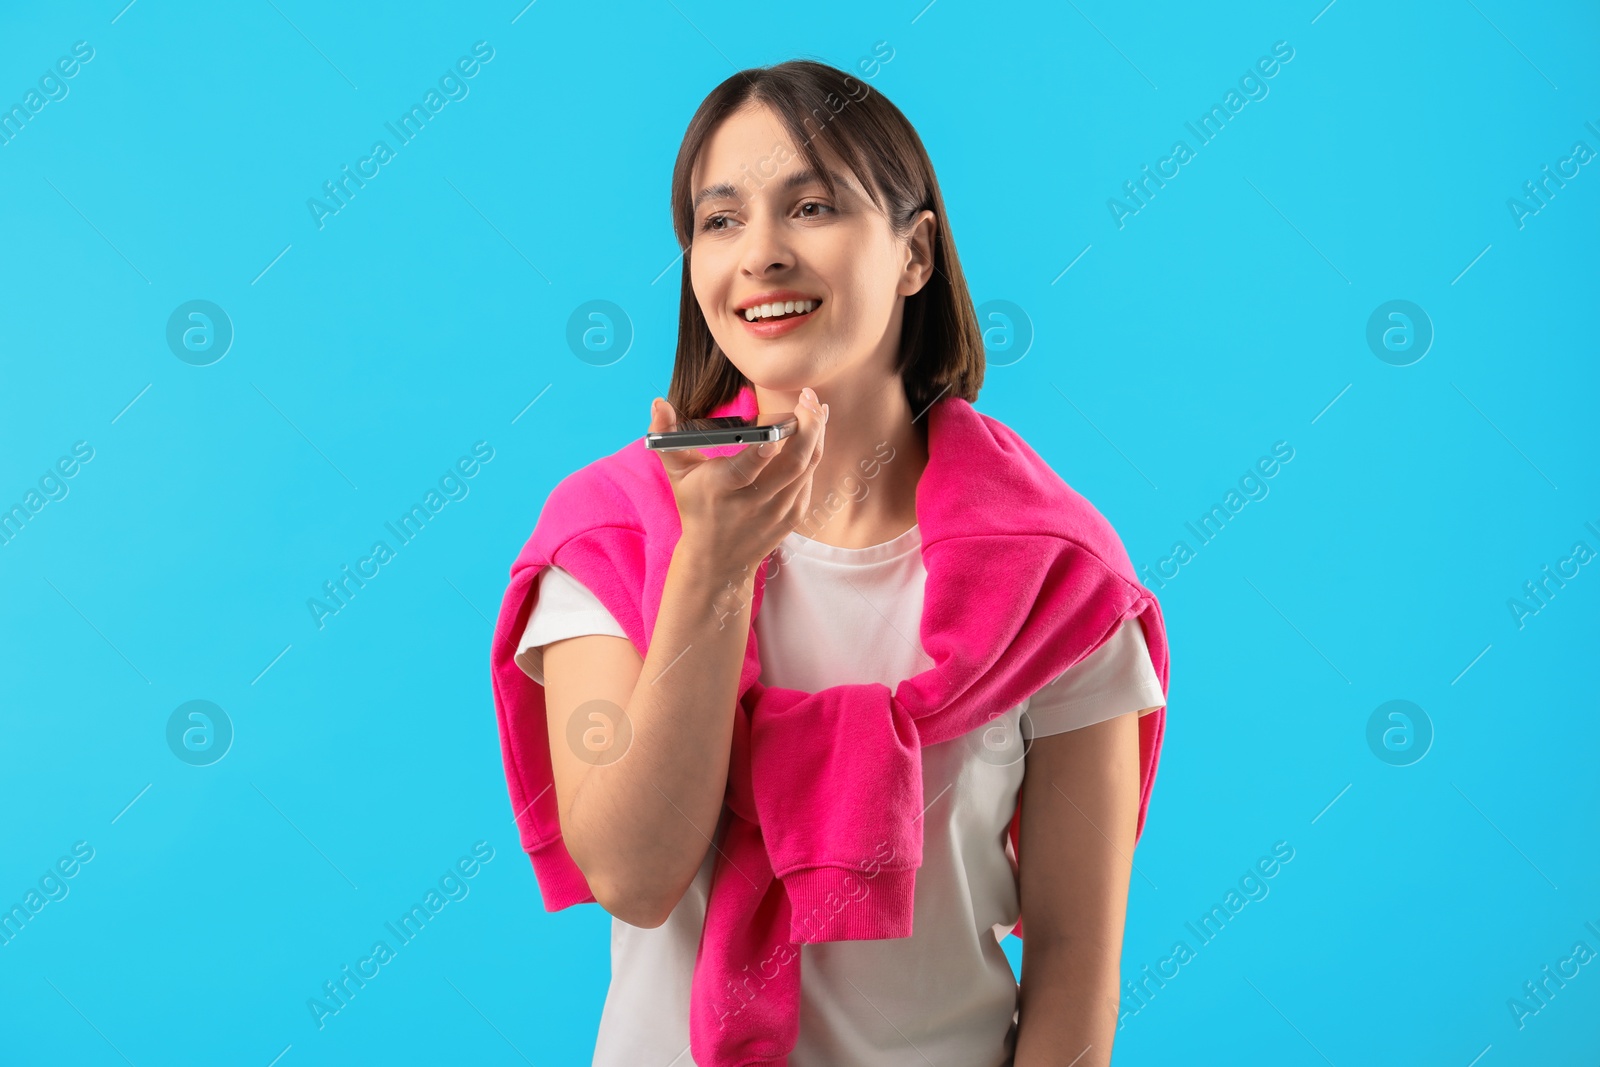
[
  {"left": 708, "top": 393, "right": 818, "bottom": 491},
  {"left": 713, "top": 429, "right": 789, "bottom": 490},
  {"left": 649, "top": 397, "right": 708, "bottom": 472},
  {"left": 749, "top": 388, "right": 825, "bottom": 494},
  {"left": 768, "top": 399, "right": 832, "bottom": 518},
  {"left": 774, "top": 406, "right": 826, "bottom": 516}
]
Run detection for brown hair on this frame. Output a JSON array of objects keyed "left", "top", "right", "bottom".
[{"left": 666, "top": 59, "right": 985, "bottom": 419}]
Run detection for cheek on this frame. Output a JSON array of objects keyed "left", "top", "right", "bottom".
[
  {"left": 827, "top": 247, "right": 891, "bottom": 315},
  {"left": 693, "top": 241, "right": 744, "bottom": 293},
  {"left": 689, "top": 260, "right": 722, "bottom": 318}
]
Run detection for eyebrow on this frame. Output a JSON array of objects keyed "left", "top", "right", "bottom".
[{"left": 692, "top": 167, "right": 853, "bottom": 212}]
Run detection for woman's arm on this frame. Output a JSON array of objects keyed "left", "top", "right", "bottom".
[
  {"left": 1013, "top": 708, "right": 1150, "bottom": 1066},
  {"left": 541, "top": 391, "right": 828, "bottom": 930},
  {"left": 542, "top": 546, "right": 755, "bottom": 929}
]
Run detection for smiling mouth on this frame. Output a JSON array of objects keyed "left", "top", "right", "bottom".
[{"left": 739, "top": 299, "right": 822, "bottom": 323}]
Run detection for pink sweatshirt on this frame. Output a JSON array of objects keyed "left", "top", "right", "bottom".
[{"left": 490, "top": 385, "right": 1169, "bottom": 1066}]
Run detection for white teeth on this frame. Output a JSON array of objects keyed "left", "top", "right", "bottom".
[{"left": 743, "top": 299, "right": 817, "bottom": 321}]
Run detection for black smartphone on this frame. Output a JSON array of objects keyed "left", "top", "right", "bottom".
[{"left": 645, "top": 412, "right": 799, "bottom": 452}]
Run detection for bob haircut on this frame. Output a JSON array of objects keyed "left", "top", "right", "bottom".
[{"left": 666, "top": 59, "right": 986, "bottom": 420}]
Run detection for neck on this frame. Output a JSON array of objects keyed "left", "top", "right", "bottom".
[{"left": 752, "top": 373, "right": 930, "bottom": 549}]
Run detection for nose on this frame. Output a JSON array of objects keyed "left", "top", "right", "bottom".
[{"left": 737, "top": 204, "right": 796, "bottom": 278}]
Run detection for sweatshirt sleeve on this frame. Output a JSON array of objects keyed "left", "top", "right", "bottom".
[{"left": 742, "top": 681, "right": 925, "bottom": 944}]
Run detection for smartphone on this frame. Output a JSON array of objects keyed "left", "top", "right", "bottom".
[{"left": 645, "top": 412, "right": 798, "bottom": 452}]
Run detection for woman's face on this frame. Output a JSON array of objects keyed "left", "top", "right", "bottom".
[{"left": 688, "top": 102, "right": 933, "bottom": 397}]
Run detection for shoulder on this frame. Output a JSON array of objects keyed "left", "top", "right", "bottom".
[
  {"left": 953, "top": 402, "right": 1139, "bottom": 581},
  {"left": 539, "top": 436, "right": 665, "bottom": 539}
]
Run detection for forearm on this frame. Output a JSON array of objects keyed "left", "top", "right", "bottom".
[
  {"left": 568, "top": 542, "right": 753, "bottom": 924},
  {"left": 1014, "top": 712, "right": 1142, "bottom": 1066},
  {"left": 1013, "top": 934, "right": 1121, "bottom": 1066}
]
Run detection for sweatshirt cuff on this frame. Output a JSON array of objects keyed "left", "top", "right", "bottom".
[
  {"left": 781, "top": 865, "right": 917, "bottom": 943},
  {"left": 526, "top": 842, "right": 597, "bottom": 911}
]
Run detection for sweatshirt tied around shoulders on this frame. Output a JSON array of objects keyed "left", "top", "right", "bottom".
[{"left": 489, "top": 385, "right": 1169, "bottom": 1067}]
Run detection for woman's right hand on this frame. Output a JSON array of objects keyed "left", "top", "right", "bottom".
[{"left": 649, "top": 387, "right": 828, "bottom": 577}]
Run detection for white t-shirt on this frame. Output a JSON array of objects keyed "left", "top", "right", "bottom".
[{"left": 517, "top": 522, "right": 1165, "bottom": 1067}]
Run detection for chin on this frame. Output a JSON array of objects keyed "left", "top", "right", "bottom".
[{"left": 724, "top": 361, "right": 813, "bottom": 395}]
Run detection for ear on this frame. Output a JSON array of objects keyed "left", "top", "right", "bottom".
[{"left": 899, "top": 209, "right": 938, "bottom": 298}]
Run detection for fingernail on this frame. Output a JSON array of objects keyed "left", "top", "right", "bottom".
[
  {"left": 758, "top": 441, "right": 774, "bottom": 456},
  {"left": 822, "top": 403, "right": 830, "bottom": 422}
]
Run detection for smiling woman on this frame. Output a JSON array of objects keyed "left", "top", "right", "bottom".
[
  {"left": 667, "top": 67, "right": 981, "bottom": 427},
  {"left": 490, "top": 57, "right": 1169, "bottom": 1067}
]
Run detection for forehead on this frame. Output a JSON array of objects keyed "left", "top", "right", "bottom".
[{"left": 691, "top": 103, "right": 861, "bottom": 202}]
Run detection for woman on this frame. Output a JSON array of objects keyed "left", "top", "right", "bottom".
[{"left": 498, "top": 60, "right": 1167, "bottom": 1066}]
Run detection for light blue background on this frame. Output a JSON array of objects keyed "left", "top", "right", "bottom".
[{"left": 2, "top": 1, "right": 1596, "bottom": 1064}]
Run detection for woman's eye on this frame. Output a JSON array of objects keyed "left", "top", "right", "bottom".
[{"left": 699, "top": 202, "right": 833, "bottom": 233}]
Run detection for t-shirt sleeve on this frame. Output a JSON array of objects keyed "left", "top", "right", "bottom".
[
  {"left": 1019, "top": 617, "right": 1166, "bottom": 740},
  {"left": 514, "top": 565, "right": 629, "bottom": 686}
]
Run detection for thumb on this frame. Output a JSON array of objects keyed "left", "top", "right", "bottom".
[
  {"left": 649, "top": 396, "right": 708, "bottom": 471},
  {"left": 649, "top": 396, "right": 677, "bottom": 433}
]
